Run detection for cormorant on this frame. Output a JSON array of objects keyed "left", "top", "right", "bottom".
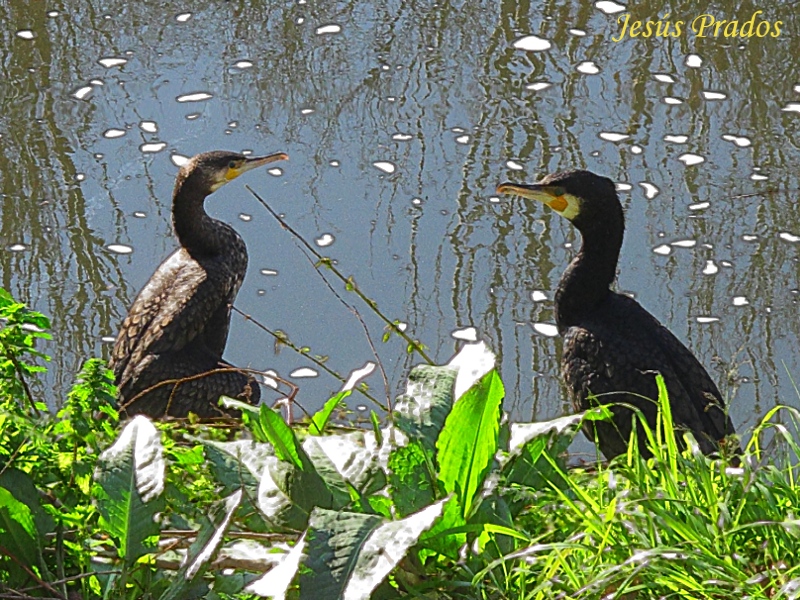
[
  {"left": 498, "top": 170, "right": 737, "bottom": 459},
  {"left": 110, "top": 150, "right": 288, "bottom": 418}
]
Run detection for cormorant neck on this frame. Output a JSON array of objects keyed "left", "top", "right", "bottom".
[
  {"left": 554, "top": 221, "right": 623, "bottom": 330},
  {"left": 172, "top": 177, "right": 224, "bottom": 257}
]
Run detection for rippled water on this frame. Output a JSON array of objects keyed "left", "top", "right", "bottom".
[{"left": 2, "top": 1, "right": 799, "bottom": 453}]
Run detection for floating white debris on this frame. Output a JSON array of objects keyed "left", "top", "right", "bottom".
[
  {"left": 742, "top": 234, "right": 758, "bottom": 241},
  {"left": 47, "top": 11, "right": 59, "bottom": 17},
  {"left": 140, "top": 142, "right": 166, "bottom": 153},
  {"left": 654, "top": 73, "right": 676, "bottom": 83},
  {"left": 569, "top": 28, "right": 587, "bottom": 36},
  {"left": 315, "top": 24, "right": 341, "bottom": 35},
  {"left": 526, "top": 81, "right": 551, "bottom": 91},
  {"left": 373, "top": 161, "right": 396, "bottom": 174},
  {"left": 532, "top": 322, "right": 559, "bottom": 337},
  {"left": 101, "top": 336, "right": 116, "bottom": 343},
  {"left": 451, "top": 127, "right": 466, "bottom": 133},
  {"left": 696, "top": 317, "right": 719, "bottom": 324},
  {"left": 260, "top": 268, "right": 278, "bottom": 276},
  {"left": 103, "top": 128, "right": 126, "bottom": 139},
  {"left": 171, "top": 154, "right": 190, "bottom": 167},
  {"left": 685, "top": 54, "right": 703, "bottom": 68},
  {"left": 16, "top": 30, "right": 34, "bottom": 39},
  {"left": 455, "top": 135, "right": 470, "bottom": 144},
  {"left": 722, "top": 134, "right": 751, "bottom": 147},
  {"left": 513, "top": 35, "right": 552, "bottom": 52},
  {"left": 702, "top": 260, "right": 719, "bottom": 275},
  {"left": 678, "top": 153, "right": 705, "bottom": 166},
  {"left": 342, "top": 362, "right": 376, "bottom": 392},
  {"left": 506, "top": 160, "right": 524, "bottom": 170},
  {"left": 176, "top": 92, "right": 212, "bottom": 102},
  {"left": 639, "top": 182, "right": 659, "bottom": 199},
  {"left": 329, "top": 160, "right": 340, "bottom": 167},
  {"left": 290, "top": 367, "right": 318, "bottom": 378},
  {"left": 98, "top": 57, "right": 127, "bottom": 68},
  {"left": 615, "top": 182, "right": 633, "bottom": 191},
  {"left": 795, "top": 85, "right": 800, "bottom": 93},
  {"left": 239, "top": 214, "right": 252, "bottom": 222},
  {"left": 392, "top": 133, "right": 413, "bottom": 141},
  {"left": 751, "top": 173, "right": 767, "bottom": 181},
  {"left": 488, "top": 196, "right": 500, "bottom": 204},
  {"left": 233, "top": 60, "right": 253, "bottom": 69},
  {"left": 663, "top": 97, "right": 683, "bottom": 105},
  {"left": 630, "top": 145, "right": 643, "bottom": 155},
  {"left": 133, "top": 211, "right": 146, "bottom": 218},
  {"left": 301, "top": 108, "right": 315, "bottom": 115},
  {"left": 599, "top": 132, "right": 629, "bottom": 142},
  {"left": 268, "top": 168, "right": 283, "bottom": 176},
  {"left": 531, "top": 290, "right": 548, "bottom": 302},
  {"left": 721, "top": 260, "right": 733, "bottom": 268},
  {"left": 176, "top": 12, "right": 192, "bottom": 22},
  {"left": 72, "top": 86, "right": 93, "bottom": 100},
  {"left": 780, "top": 232, "right": 800, "bottom": 243},
  {"left": 577, "top": 61, "right": 600, "bottom": 75},
  {"left": 107, "top": 243, "right": 133, "bottom": 254},
  {"left": 689, "top": 201, "right": 710, "bottom": 211},
  {"left": 185, "top": 113, "right": 200, "bottom": 120},
  {"left": 8, "top": 243, "right": 27, "bottom": 252},
  {"left": 139, "top": 121, "right": 157, "bottom": 133},
  {"left": 595, "top": 1, "right": 626, "bottom": 14},
  {"left": 664, "top": 134, "right": 688, "bottom": 144},
  {"left": 733, "top": 296, "right": 749, "bottom": 306},
  {"left": 653, "top": 244, "right": 671, "bottom": 255},
  {"left": 315, "top": 233, "right": 335, "bottom": 247},
  {"left": 781, "top": 103, "right": 800, "bottom": 113},
  {"left": 396, "top": 322, "right": 408, "bottom": 332},
  {"left": 411, "top": 198, "right": 422, "bottom": 206},
  {"left": 76, "top": 174, "right": 85, "bottom": 181},
  {"left": 452, "top": 327, "right": 478, "bottom": 342},
  {"left": 262, "top": 370, "right": 280, "bottom": 389},
  {"left": 702, "top": 90, "right": 726, "bottom": 100},
  {"left": 671, "top": 239, "right": 697, "bottom": 248}
]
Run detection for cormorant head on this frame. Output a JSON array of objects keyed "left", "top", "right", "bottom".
[
  {"left": 177, "top": 150, "right": 289, "bottom": 196},
  {"left": 497, "top": 169, "right": 621, "bottom": 230}
]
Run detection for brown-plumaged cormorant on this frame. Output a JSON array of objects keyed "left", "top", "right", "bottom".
[
  {"left": 498, "top": 170, "right": 737, "bottom": 459},
  {"left": 110, "top": 150, "right": 288, "bottom": 418}
]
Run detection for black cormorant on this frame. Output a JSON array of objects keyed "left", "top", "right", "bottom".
[
  {"left": 110, "top": 150, "right": 288, "bottom": 418},
  {"left": 498, "top": 170, "right": 737, "bottom": 459}
]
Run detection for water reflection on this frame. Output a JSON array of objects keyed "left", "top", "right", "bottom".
[{"left": 1, "top": 0, "right": 800, "bottom": 450}]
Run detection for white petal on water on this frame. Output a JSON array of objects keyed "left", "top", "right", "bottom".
[
  {"left": 577, "top": 61, "right": 600, "bottom": 75},
  {"left": 16, "top": 30, "right": 34, "bottom": 39},
  {"left": 569, "top": 28, "right": 587, "bottom": 36},
  {"left": 455, "top": 135, "right": 470, "bottom": 144},
  {"left": 750, "top": 173, "right": 768, "bottom": 181},
  {"left": 392, "top": 133, "right": 413, "bottom": 141},
  {"left": 639, "top": 182, "right": 659, "bottom": 199},
  {"left": 531, "top": 290, "right": 548, "bottom": 302},
  {"left": 781, "top": 103, "right": 800, "bottom": 113},
  {"left": 733, "top": 296, "right": 749, "bottom": 306},
  {"left": 103, "top": 128, "right": 126, "bottom": 139},
  {"left": 268, "top": 168, "right": 283, "bottom": 176},
  {"left": 99, "top": 57, "right": 128, "bottom": 68},
  {"left": 671, "top": 239, "right": 696, "bottom": 248},
  {"left": 513, "top": 35, "right": 552, "bottom": 52},
  {"left": 685, "top": 54, "right": 703, "bottom": 68},
  {"left": 171, "top": 154, "right": 190, "bottom": 167},
  {"left": 654, "top": 73, "right": 676, "bottom": 83},
  {"left": 315, "top": 233, "right": 335, "bottom": 247},
  {"left": 238, "top": 213, "right": 252, "bottom": 222},
  {"left": 615, "top": 182, "right": 633, "bottom": 191},
  {"left": 780, "top": 232, "right": 800, "bottom": 243},
  {"left": 595, "top": 1, "right": 626, "bottom": 14},
  {"left": 678, "top": 153, "right": 705, "bottom": 166},
  {"left": 176, "top": 12, "right": 192, "bottom": 22},
  {"left": 315, "top": 23, "right": 341, "bottom": 35},
  {"left": 107, "top": 243, "right": 133, "bottom": 254},
  {"left": 506, "top": 160, "right": 524, "bottom": 170},
  {"left": 663, "top": 97, "right": 683, "bottom": 105},
  {"left": 396, "top": 322, "right": 408, "bottom": 332},
  {"left": 702, "top": 260, "right": 719, "bottom": 275},
  {"left": 176, "top": 92, "right": 213, "bottom": 103},
  {"left": 73, "top": 86, "right": 93, "bottom": 100},
  {"left": 301, "top": 108, "right": 315, "bottom": 115},
  {"left": 630, "top": 145, "right": 643, "bottom": 155},
  {"left": 599, "top": 132, "right": 629, "bottom": 142},
  {"left": 373, "top": 161, "right": 396, "bottom": 174},
  {"left": 260, "top": 268, "right": 278, "bottom": 276},
  {"left": 234, "top": 60, "right": 253, "bottom": 69},
  {"left": 133, "top": 211, "right": 146, "bottom": 218},
  {"left": 140, "top": 142, "right": 167, "bottom": 153},
  {"left": 290, "top": 367, "right": 318, "bottom": 378},
  {"left": 452, "top": 327, "right": 478, "bottom": 342},
  {"left": 722, "top": 134, "right": 751, "bottom": 147},
  {"left": 532, "top": 322, "right": 559, "bottom": 337},
  {"left": 8, "top": 243, "right": 27, "bottom": 252},
  {"left": 653, "top": 244, "right": 671, "bottom": 255},
  {"left": 696, "top": 316, "right": 719, "bottom": 324},
  {"left": 664, "top": 134, "right": 688, "bottom": 144},
  {"left": 262, "top": 370, "right": 280, "bottom": 389},
  {"left": 702, "top": 90, "right": 727, "bottom": 100},
  {"left": 341, "top": 362, "right": 376, "bottom": 392},
  {"left": 139, "top": 121, "right": 157, "bottom": 133},
  {"left": 526, "top": 81, "right": 551, "bottom": 91},
  {"left": 101, "top": 336, "right": 116, "bottom": 343},
  {"left": 689, "top": 201, "right": 710, "bottom": 211},
  {"left": 742, "top": 234, "right": 758, "bottom": 242}
]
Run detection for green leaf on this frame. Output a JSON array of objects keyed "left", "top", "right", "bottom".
[
  {"left": 246, "top": 535, "right": 307, "bottom": 598},
  {"left": 0, "top": 486, "right": 41, "bottom": 586},
  {"left": 257, "top": 405, "right": 304, "bottom": 470},
  {"left": 393, "top": 364, "right": 457, "bottom": 455},
  {"left": 436, "top": 369, "right": 504, "bottom": 520},
  {"left": 388, "top": 440, "right": 437, "bottom": 517},
  {"left": 309, "top": 390, "right": 350, "bottom": 435},
  {"left": 93, "top": 415, "right": 165, "bottom": 565}
]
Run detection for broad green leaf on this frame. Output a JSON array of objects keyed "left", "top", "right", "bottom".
[
  {"left": 299, "top": 501, "right": 446, "bottom": 600},
  {"left": 257, "top": 405, "right": 304, "bottom": 470},
  {"left": 436, "top": 369, "right": 504, "bottom": 519},
  {"left": 93, "top": 415, "right": 165, "bottom": 565},
  {"left": 260, "top": 456, "right": 336, "bottom": 530},
  {"left": 388, "top": 440, "right": 437, "bottom": 517},
  {"left": 393, "top": 364, "right": 457, "bottom": 455},
  {"left": 0, "top": 486, "right": 40, "bottom": 586},
  {"left": 309, "top": 390, "right": 351, "bottom": 435},
  {"left": 304, "top": 430, "right": 386, "bottom": 498},
  {"left": 246, "top": 534, "right": 307, "bottom": 599}
]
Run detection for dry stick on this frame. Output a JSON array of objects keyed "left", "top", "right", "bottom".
[
  {"left": 245, "top": 185, "right": 434, "bottom": 364},
  {"left": 2, "top": 346, "right": 41, "bottom": 417},
  {"left": 231, "top": 306, "right": 387, "bottom": 411}
]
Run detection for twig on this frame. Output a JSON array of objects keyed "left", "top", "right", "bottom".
[
  {"left": 0, "top": 545, "right": 66, "bottom": 600},
  {"left": 2, "top": 345, "right": 41, "bottom": 417},
  {"left": 245, "top": 185, "right": 433, "bottom": 364}
]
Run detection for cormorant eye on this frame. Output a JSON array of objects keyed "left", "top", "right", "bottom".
[{"left": 228, "top": 160, "right": 237, "bottom": 169}]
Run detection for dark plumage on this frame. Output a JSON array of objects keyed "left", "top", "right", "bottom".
[
  {"left": 498, "top": 170, "right": 737, "bottom": 459},
  {"left": 110, "top": 150, "right": 288, "bottom": 418}
]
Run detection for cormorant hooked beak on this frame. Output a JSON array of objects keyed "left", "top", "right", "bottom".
[
  {"left": 225, "top": 152, "right": 289, "bottom": 181},
  {"left": 497, "top": 182, "right": 569, "bottom": 213}
]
